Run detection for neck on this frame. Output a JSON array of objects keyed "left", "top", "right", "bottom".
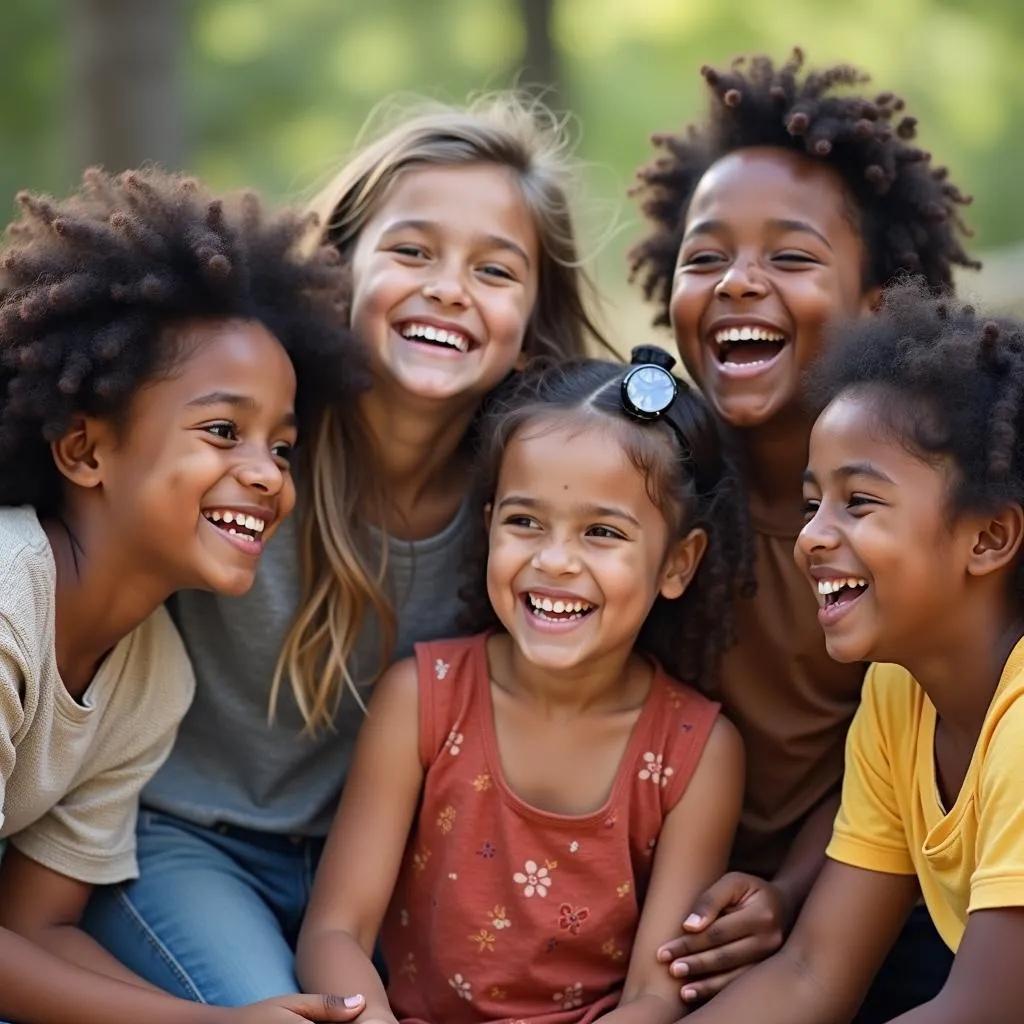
[
  {"left": 904, "top": 594, "right": 1024, "bottom": 741},
  {"left": 46, "top": 504, "right": 175, "bottom": 699},
  {"left": 358, "top": 383, "right": 478, "bottom": 536},
  {"left": 736, "top": 408, "right": 814, "bottom": 524},
  {"left": 494, "top": 633, "right": 641, "bottom": 716}
]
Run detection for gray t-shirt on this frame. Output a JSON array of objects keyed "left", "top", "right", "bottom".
[{"left": 141, "top": 501, "right": 470, "bottom": 836}]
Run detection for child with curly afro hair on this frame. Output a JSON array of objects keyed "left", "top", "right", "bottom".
[
  {"left": 0, "top": 167, "right": 369, "bottom": 1024},
  {"left": 629, "top": 50, "right": 978, "bottom": 1021}
]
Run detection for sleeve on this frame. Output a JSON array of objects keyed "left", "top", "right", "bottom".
[
  {"left": 0, "top": 643, "right": 27, "bottom": 835},
  {"left": 969, "top": 696, "right": 1024, "bottom": 913},
  {"left": 826, "top": 664, "right": 917, "bottom": 876},
  {"left": 10, "top": 611, "right": 195, "bottom": 885}
]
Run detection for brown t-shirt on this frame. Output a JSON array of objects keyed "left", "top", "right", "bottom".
[{"left": 720, "top": 505, "right": 866, "bottom": 878}]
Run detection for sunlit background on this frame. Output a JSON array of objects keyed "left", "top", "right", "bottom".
[{"left": 5, "top": 0, "right": 1023, "bottom": 348}]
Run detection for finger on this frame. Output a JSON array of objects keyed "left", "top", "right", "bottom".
[
  {"left": 658, "top": 903, "right": 761, "bottom": 963},
  {"left": 681, "top": 965, "right": 751, "bottom": 1004},
  {"left": 670, "top": 936, "right": 774, "bottom": 981},
  {"left": 681, "top": 874, "right": 747, "bottom": 932},
  {"left": 284, "top": 993, "right": 366, "bottom": 1020}
]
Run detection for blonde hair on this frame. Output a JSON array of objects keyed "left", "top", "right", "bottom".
[{"left": 273, "top": 93, "right": 609, "bottom": 732}]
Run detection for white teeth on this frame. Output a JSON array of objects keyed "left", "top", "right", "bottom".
[
  {"left": 817, "top": 577, "right": 868, "bottom": 596},
  {"left": 714, "top": 326, "right": 786, "bottom": 345},
  {"left": 526, "top": 593, "right": 594, "bottom": 618},
  {"left": 400, "top": 322, "right": 470, "bottom": 353},
  {"left": 203, "top": 510, "right": 267, "bottom": 535}
]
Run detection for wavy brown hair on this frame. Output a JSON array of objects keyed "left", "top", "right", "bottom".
[{"left": 274, "top": 93, "right": 612, "bottom": 731}]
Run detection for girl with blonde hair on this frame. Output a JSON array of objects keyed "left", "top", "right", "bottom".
[{"left": 82, "top": 93, "right": 609, "bottom": 1006}]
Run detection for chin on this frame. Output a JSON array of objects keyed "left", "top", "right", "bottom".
[
  {"left": 713, "top": 392, "right": 793, "bottom": 429},
  {"left": 197, "top": 566, "right": 259, "bottom": 597},
  {"left": 823, "top": 633, "right": 873, "bottom": 665}
]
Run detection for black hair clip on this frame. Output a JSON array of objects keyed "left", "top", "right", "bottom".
[{"left": 621, "top": 345, "right": 679, "bottom": 421}]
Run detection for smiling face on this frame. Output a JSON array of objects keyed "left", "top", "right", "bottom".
[
  {"left": 347, "top": 162, "right": 540, "bottom": 408},
  {"left": 485, "top": 415, "right": 702, "bottom": 675},
  {"left": 795, "top": 391, "right": 981, "bottom": 665},
  {"left": 670, "top": 147, "right": 874, "bottom": 429},
  {"left": 75, "top": 318, "right": 298, "bottom": 596}
]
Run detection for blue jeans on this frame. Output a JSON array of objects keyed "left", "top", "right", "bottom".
[{"left": 81, "top": 809, "right": 325, "bottom": 1006}]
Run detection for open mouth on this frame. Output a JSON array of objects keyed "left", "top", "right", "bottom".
[
  {"left": 202, "top": 508, "right": 267, "bottom": 543},
  {"left": 818, "top": 576, "right": 868, "bottom": 610},
  {"left": 399, "top": 321, "right": 473, "bottom": 354},
  {"left": 713, "top": 326, "right": 787, "bottom": 367},
  {"left": 524, "top": 592, "right": 596, "bottom": 623}
]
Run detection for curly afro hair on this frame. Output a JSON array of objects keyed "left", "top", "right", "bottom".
[
  {"left": 457, "top": 350, "right": 756, "bottom": 690},
  {"left": 630, "top": 49, "right": 980, "bottom": 326},
  {"left": 808, "top": 283, "right": 1024, "bottom": 601},
  {"left": 0, "top": 166, "right": 366, "bottom": 517}
]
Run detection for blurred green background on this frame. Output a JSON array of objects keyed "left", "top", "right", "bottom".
[{"left": 5, "top": 0, "right": 1023, "bottom": 346}]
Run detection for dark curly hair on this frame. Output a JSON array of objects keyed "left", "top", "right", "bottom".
[
  {"left": 807, "top": 281, "right": 1024, "bottom": 596},
  {"left": 458, "top": 351, "right": 756, "bottom": 689},
  {"left": 630, "top": 49, "right": 979, "bottom": 326},
  {"left": 0, "top": 166, "right": 365, "bottom": 518}
]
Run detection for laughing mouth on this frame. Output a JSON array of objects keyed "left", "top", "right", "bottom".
[
  {"left": 400, "top": 321, "right": 472, "bottom": 353},
  {"left": 818, "top": 576, "right": 869, "bottom": 609},
  {"left": 202, "top": 509, "right": 267, "bottom": 542},
  {"left": 713, "top": 326, "right": 787, "bottom": 367},
  {"left": 525, "top": 592, "right": 596, "bottom": 622}
]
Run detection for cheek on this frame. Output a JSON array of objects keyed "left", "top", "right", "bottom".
[{"left": 669, "top": 280, "right": 708, "bottom": 353}]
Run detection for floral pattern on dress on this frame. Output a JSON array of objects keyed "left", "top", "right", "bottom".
[
  {"left": 491, "top": 905, "right": 512, "bottom": 929},
  {"left": 469, "top": 928, "right": 496, "bottom": 952},
  {"left": 437, "top": 805, "right": 457, "bottom": 833},
  {"left": 449, "top": 973, "right": 472, "bottom": 1000},
  {"left": 553, "top": 982, "right": 583, "bottom": 1009},
  {"left": 444, "top": 730, "right": 464, "bottom": 755},
  {"left": 513, "top": 859, "right": 553, "bottom": 898},
  {"left": 638, "top": 751, "right": 674, "bottom": 787},
  {"left": 434, "top": 658, "right": 450, "bottom": 680},
  {"left": 558, "top": 903, "right": 590, "bottom": 935}
]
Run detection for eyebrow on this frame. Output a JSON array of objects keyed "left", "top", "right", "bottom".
[
  {"left": 382, "top": 218, "right": 531, "bottom": 267},
  {"left": 802, "top": 462, "right": 894, "bottom": 486},
  {"left": 683, "top": 217, "right": 832, "bottom": 251},
  {"left": 496, "top": 494, "right": 642, "bottom": 527},
  {"left": 186, "top": 391, "right": 297, "bottom": 427}
]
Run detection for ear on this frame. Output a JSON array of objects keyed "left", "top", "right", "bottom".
[
  {"left": 49, "top": 416, "right": 113, "bottom": 490},
  {"left": 966, "top": 505, "right": 1024, "bottom": 580},
  {"left": 659, "top": 527, "right": 708, "bottom": 601},
  {"left": 861, "top": 285, "right": 883, "bottom": 315}
]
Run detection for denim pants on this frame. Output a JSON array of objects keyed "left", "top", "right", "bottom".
[{"left": 81, "top": 809, "right": 326, "bottom": 1006}]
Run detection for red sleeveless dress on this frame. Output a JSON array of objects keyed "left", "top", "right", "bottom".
[{"left": 380, "top": 633, "right": 721, "bottom": 1024}]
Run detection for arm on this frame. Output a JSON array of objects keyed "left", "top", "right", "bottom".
[
  {"left": 0, "top": 845, "right": 160, "bottom": 988},
  {"left": 884, "top": 909, "right": 1024, "bottom": 1023},
  {"left": 601, "top": 716, "right": 744, "bottom": 1024},
  {"left": 771, "top": 787, "right": 841, "bottom": 924},
  {"left": 684, "top": 860, "right": 919, "bottom": 1023},
  {"left": 296, "top": 656, "right": 425, "bottom": 1024},
  {"left": 0, "top": 917, "right": 366, "bottom": 1024}
]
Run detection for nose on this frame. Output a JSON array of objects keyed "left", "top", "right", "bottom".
[
  {"left": 531, "top": 534, "right": 580, "bottom": 576},
  {"left": 796, "top": 503, "right": 841, "bottom": 560},
  {"left": 714, "top": 259, "right": 768, "bottom": 301},
  {"left": 236, "top": 447, "right": 286, "bottom": 496},
  {"left": 422, "top": 258, "right": 469, "bottom": 307}
]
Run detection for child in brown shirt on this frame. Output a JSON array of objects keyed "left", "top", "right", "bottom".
[{"left": 629, "top": 49, "right": 978, "bottom": 1020}]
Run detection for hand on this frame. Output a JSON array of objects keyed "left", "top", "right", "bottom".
[
  {"left": 223, "top": 992, "right": 369, "bottom": 1022},
  {"left": 657, "top": 873, "right": 789, "bottom": 1005}
]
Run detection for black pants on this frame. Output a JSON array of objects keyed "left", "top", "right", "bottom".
[{"left": 852, "top": 905, "right": 954, "bottom": 1023}]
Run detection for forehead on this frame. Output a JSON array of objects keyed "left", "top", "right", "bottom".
[
  {"left": 499, "top": 417, "right": 654, "bottom": 501},
  {"left": 367, "top": 163, "right": 536, "bottom": 244},
  {"left": 809, "top": 392, "right": 944, "bottom": 484},
  {"left": 687, "top": 146, "right": 856, "bottom": 235}
]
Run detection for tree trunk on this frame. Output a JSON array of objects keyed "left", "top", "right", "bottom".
[
  {"left": 517, "top": 0, "right": 564, "bottom": 112},
  {"left": 68, "top": 0, "right": 185, "bottom": 174}
]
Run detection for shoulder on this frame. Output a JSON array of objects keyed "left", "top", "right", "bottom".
[
  {"left": 857, "top": 661, "right": 920, "bottom": 734},
  {"left": 112, "top": 606, "right": 195, "bottom": 718},
  {"left": 0, "top": 507, "right": 53, "bottom": 612}
]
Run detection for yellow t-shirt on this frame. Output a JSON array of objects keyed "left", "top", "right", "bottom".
[{"left": 827, "top": 638, "right": 1024, "bottom": 952}]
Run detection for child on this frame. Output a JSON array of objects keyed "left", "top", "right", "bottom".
[
  {"left": 685, "top": 283, "right": 1024, "bottom": 1022},
  {"left": 295, "top": 347, "right": 750, "bottom": 1024},
  {"left": 83, "top": 95, "right": 613, "bottom": 1005},
  {"left": 0, "top": 168, "right": 368, "bottom": 1023},
  {"left": 629, "top": 51, "right": 978, "bottom": 1017}
]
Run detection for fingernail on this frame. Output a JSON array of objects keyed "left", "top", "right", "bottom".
[
  {"left": 671, "top": 962, "right": 689, "bottom": 978},
  {"left": 344, "top": 995, "right": 364, "bottom": 1008},
  {"left": 684, "top": 914, "right": 702, "bottom": 927},
  {"left": 683, "top": 988, "right": 697, "bottom": 1002}
]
